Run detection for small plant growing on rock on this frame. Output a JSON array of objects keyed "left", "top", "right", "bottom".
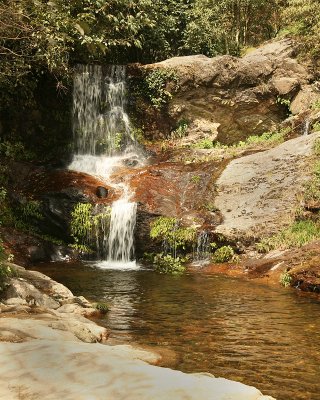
[
  {"left": 276, "top": 96, "right": 291, "bottom": 116},
  {"left": 191, "top": 175, "right": 201, "bottom": 184},
  {"left": 212, "top": 245, "right": 235, "bottom": 263},
  {"left": 71, "top": 203, "right": 111, "bottom": 255},
  {"left": 193, "top": 138, "right": 215, "bottom": 149},
  {"left": 280, "top": 271, "right": 293, "bottom": 288},
  {"left": 171, "top": 119, "right": 189, "bottom": 139},
  {"left": 95, "top": 302, "right": 109, "bottom": 314},
  {"left": 312, "top": 122, "right": 320, "bottom": 133},
  {"left": 71, "top": 203, "right": 93, "bottom": 246}
]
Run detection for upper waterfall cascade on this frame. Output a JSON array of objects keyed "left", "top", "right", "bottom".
[
  {"left": 72, "top": 64, "right": 133, "bottom": 156},
  {"left": 69, "top": 64, "right": 143, "bottom": 265}
]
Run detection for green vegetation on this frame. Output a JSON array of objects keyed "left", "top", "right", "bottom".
[
  {"left": 0, "top": 264, "right": 14, "bottom": 293},
  {"left": 191, "top": 175, "right": 201, "bottom": 185},
  {"left": 312, "top": 122, "right": 320, "bottom": 133},
  {"left": 153, "top": 253, "right": 186, "bottom": 275},
  {"left": 283, "top": 0, "right": 320, "bottom": 60},
  {"left": 0, "top": 141, "right": 35, "bottom": 161},
  {"left": 311, "top": 99, "right": 320, "bottom": 111},
  {"left": 193, "top": 138, "right": 215, "bottom": 150},
  {"left": 94, "top": 302, "right": 109, "bottom": 314},
  {"left": 280, "top": 271, "right": 293, "bottom": 288},
  {"left": 150, "top": 216, "right": 196, "bottom": 274},
  {"left": 171, "top": 119, "right": 189, "bottom": 139},
  {"left": 0, "top": 239, "right": 15, "bottom": 293},
  {"left": 304, "top": 161, "right": 320, "bottom": 203},
  {"left": 70, "top": 203, "right": 111, "bottom": 254},
  {"left": 183, "top": 0, "right": 284, "bottom": 57},
  {"left": 276, "top": 96, "right": 291, "bottom": 116},
  {"left": 70, "top": 203, "right": 93, "bottom": 252},
  {"left": 257, "top": 220, "right": 320, "bottom": 252},
  {"left": 150, "top": 217, "right": 196, "bottom": 254},
  {"left": 144, "top": 69, "right": 179, "bottom": 109},
  {"left": 212, "top": 245, "right": 235, "bottom": 263},
  {"left": 304, "top": 140, "right": 320, "bottom": 203},
  {"left": 193, "top": 128, "right": 289, "bottom": 152}
]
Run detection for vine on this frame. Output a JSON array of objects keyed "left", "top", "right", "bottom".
[{"left": 144, "top": 68, "right": 179, "bottom": 110}]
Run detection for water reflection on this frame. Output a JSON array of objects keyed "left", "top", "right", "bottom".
[{"left": 34, "top": 262, "right": 320, "bottom": 400}]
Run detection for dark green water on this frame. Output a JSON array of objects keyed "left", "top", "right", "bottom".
[{"left": 34, "top": 261, "right": 320, "bottom": 400}]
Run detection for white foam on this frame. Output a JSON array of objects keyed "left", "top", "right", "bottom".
[{"left": 91, "top": 260, "right": 141, "bottom": 271}]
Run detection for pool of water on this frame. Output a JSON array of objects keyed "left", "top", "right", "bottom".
[{"left": 34, "top": 261, "right": 320, "bottom": 400}]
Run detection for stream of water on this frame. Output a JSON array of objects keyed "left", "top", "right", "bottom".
[{"left": 35, "top": 261, "right": 320, "bottom": 400}]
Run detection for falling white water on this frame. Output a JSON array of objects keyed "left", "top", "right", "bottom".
[
  {"left": 107, "top": 199, "right": 137, "bottom": 264},
  {"left": 69, "top": 64, "right": 143, "bottom": 264},
  {"left": 72, "top": 64, "right": 133, "bottom": 156},
  {"left": 193, "top": 231, "right": 211, "bottom": 265},
  {"left": 303, "top": 119, "right": 310, "bottom": 136}
]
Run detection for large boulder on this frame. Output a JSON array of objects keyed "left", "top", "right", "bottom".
[
  {"left": 134, "top": 39, "right": 314, "bottom": 144},
  {"left": 214, "top": 132, "right": 320, "bottom": 242}
]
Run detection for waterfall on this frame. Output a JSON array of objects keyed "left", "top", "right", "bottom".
[
  {"left": 72, "top": 64, "right": 133, "bottom": 156},
  {"left": 69, "top": 64, "right": 142, "bottom": 266},
  {"left": 303, "top": 119, "right": 310, "bottom": 136},
  {"left": 194, "top": 231, "right": 211, "bottom": 264},
  {"left": 107, "top": 199, "right": 137, "bottom": 263}
]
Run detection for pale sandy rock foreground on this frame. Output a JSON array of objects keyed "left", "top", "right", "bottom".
[
  {"left": 215, "top": 132, "right": 320, "bottom": 240},
  {"left": 0, "top": 318, "right": 274, "bottom": 400},
  {"left": 0, "top": 266, "right": 275, "bottom": 400}
]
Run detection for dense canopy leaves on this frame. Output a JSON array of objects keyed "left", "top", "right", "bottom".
[
  {"left": 0, "top": 0, "right": 318, "bottom": 113},
  {"left": 0, "top": 0, "right": 153, "bottom": 86}
]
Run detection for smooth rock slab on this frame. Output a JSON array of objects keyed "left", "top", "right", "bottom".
[
  {"left": 0, "top": 335, "right": 275, "bottom": 400},
  {"left": 215, "top": 132, "right": 320, "bottom": 240}
]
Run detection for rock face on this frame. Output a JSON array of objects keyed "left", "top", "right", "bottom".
[
  {"left": 214, "top": 132, "right": 320, "bottom": 241},
  {"left": 1, "top": 263, "right": 109, "bottom": 343},
  {"left": 129, "top": 161, "right": 222, "bottom": 256},
  {"left": 137, "top": 39, "right": 314, "bottom": 144}
]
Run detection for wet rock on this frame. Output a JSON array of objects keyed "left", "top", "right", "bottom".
[{"left": 40, "top": 187, "right": 90, "bottom": 241}]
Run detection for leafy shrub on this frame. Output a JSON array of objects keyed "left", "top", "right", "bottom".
[
  {"left": 212, "top": 245, "right": 235, "bottom": 263},
  {"left": 0, "top": 140, "right": 35, "bottom": 161},
  {"left": 70, "top": 203, "right": 94, "bottom": 252},
  {"left": 144, "top": 69, "right": 179, "bottom": 109},
  {"left": 313, "top": 138, "right": 320, "bottom": 156},
  {"left": 153, "top": 253, "right": 186, "bottom": 275},
  {"left": 150, "top": 217, "right": 196, "bottom": 255}
]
